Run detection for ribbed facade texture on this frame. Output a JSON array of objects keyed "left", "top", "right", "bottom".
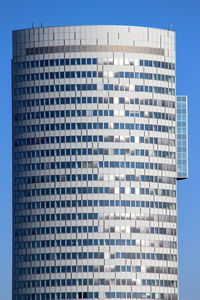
[{"left": 12, "top": 25, "right": 187, "bottom": 300}]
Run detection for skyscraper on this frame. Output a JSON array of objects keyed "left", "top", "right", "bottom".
[{"left": 12, "top": 25, "right": 188, "bottom": 300}]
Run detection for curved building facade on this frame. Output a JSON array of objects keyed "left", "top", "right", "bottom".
[{"left": 12, "top": 26, "right": 186, "bottom": 300}]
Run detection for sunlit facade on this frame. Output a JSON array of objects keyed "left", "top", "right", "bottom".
[{"left": 12, "top": 25, "right": 188, "bottom": 300}]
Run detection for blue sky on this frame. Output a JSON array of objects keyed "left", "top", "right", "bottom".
[{"left": 0, "top": 0, "right": 199, "bottom": 299}]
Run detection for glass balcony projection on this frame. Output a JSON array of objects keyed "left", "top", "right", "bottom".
[{"left": 177, "top": 96, "right": 188, "bottom": 179}]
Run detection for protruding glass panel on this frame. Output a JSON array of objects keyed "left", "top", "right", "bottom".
[{"left": 176, "top": 96, "right": 188, "bottom": 179}]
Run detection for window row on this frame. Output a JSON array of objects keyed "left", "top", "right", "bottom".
[
  {"left": 14, "top": 70, "right": 175, "bottom": 83},
  {"left": 14, "top": 122, "right": 175, "bottom": 134},
  {"left": 140, "top": 59, "right": 175, "bottom": 69},
  {"left": 15, "top": 225, "right": 98, "bottom": 236},
  {"left": 14, "top": 109, "right": 175, "bottom": 121},
  {"left": 14, "top": 174, "right": 175, "bottom": 186},
  {"left": 13, "top": 292, "right": 177, "bottom": 300},
  {"left": 13, "top": 58, "right": 98, "bottom": 70},
  {"left": 14, "top": 199, "right": 177, "bottom": 214},
  {"left": 14, "top": 265, "right": 139, "bottom": 276},
  {"left": 14, "top": 278, "right": 177, "bottom": 288},
  {"left": 15, "top": 265, "right": 177, "bottom": 276},
  {"left": 14, "top": 251, "right": 177, "bottom": 264},
  {"left": 105, "top": 292, "right": 177, "bottom": 300},
  {"left": 14, "top": 84, "right": 175, "bottom": 95},
  {"left": 124, "top": 85, "right": 176, "bottom": 95},
  {"left": 15, "top": 210, "right": 176, "bottom": 224},
  {"left": 14, "top": 265, "right": 136, "bottom": 276},
  {"left": 13, "top": 96, "right": 175, "bottom": 108},
  {"left": 15, "top": 212, "right": 98, "bottom": 224},
  {"left": 13, "top": 57, "right": 175, "bottom": 70},
  {"left": 14, "top": 135, "right": 175, "bottom": 148},
  {"left": 14, "top": 160, "right": 176, "bottom": 172},
  {"left": 14, "top": 148, "right": 175, "bottom": 160},
  {"left": 15, "top": 225, "right": 176, "bottom": 237},
  {"left": 13, "top": 186, "right": 176, "bottom": 198},
  {"left": 14, "top": 238, "right": 176, "bottom": 250},
  {"left": 115, "top": 251, "right": 177, "bottom": 261},
  {"left": 13, "top": 292, "right": 99, "bottom": 300}
]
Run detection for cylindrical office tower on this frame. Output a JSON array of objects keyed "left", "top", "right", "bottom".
[{"left": 12, "top": 26, "right": 178, "bottom": 300}]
